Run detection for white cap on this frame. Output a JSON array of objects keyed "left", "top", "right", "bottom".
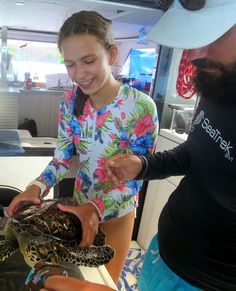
[{"left": 147, "top": 0, "right": 236, "bottom": 49}]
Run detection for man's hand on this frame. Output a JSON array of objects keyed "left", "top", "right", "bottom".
[{"left": 104, "top": 154, "right": 142, "bottom": 184}]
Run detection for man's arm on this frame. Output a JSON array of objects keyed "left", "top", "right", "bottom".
[
  {"left": 138, "top": 141, "right": 191, "bottom": 180},
  {"left": 105, "top": 142, "right": 190, "bottom": 184}
]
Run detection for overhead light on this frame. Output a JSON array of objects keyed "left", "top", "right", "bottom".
[{"left": 16, "top": 1, "right": 24, "bottom": 5}]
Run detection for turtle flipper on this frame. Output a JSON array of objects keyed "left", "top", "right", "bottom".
[
  {"left": 59, "top": 245, "right": 115, "bottom": 267},
  {"left": 93, "top": 229, "right": 106, "bottom": 246},
  {"left": 0, "top": 238, "right": 18, "bottom": 261}
]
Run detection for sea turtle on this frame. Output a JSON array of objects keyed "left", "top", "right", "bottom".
[{"left": 0, "top": 198, "right": 114, "bottom": 268}]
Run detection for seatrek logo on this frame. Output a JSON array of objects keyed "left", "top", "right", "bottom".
[{"left": 191, "top": 111, "right": 233, "bottom": 162}]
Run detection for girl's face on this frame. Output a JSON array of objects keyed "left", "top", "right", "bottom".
[{"left": 61, "top": 34, "right": 117, "bottom": 96}]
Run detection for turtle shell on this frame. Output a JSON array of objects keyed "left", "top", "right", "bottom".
[
  {"left": 0, "top": 198, "right": 114, "bottom": 270},
  {"left": 12, "top": 198, "right": 82, "bottom": 243}
]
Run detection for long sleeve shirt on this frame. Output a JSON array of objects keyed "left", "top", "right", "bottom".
[
  {"left": 138, "top": 97, "right": 236, "bottom": 290},
  {"left": 36, "top": 84, "right": 158, "bottom": 221}
]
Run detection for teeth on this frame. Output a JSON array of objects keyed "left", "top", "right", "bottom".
[{"left": 80, "top": 79, "right": 92, "bottom": 85}]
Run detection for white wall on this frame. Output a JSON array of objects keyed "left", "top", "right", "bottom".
[{"left": 0, "top": 156, "right": 54, "bottom": 198}]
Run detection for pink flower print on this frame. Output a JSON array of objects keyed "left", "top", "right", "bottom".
[
  {"left": 116, "top": 99, "right": 123, "bottom": 107},
  {"left": 78, "top": 115, "right": 85, "bottom": 123},
  {"left": 95, "top": 167, "right": 107, "bottom": 182},
  {"left": 93, "top": 198, "right": 105, "bottom": 214},
  {"left": 117, "top": 184, "right": 126, "bottom": 191},
  {"left": 75, "top": 177, "right": 82, "bottom": 192},
  {"left": 120, "top": 140, "right": 128, "bottom": 149},
  {"left": 133, "top": 113, "right": 155, "bottom": 138},
  {"left": 79, "top": 161, "right": 84, "bottom": 168},
  {"left": 96, "top": 111, "right": 111, "bottom": 127},
  {"left": 121, "top": 112, "right": 126, "bottom": 120},
  {"left": 84, "top": 99, "right": 94, "bottom": 119},
  {"left": 66, "top": 127, "right": 73, "bottom": 135},
  {"left": 97, "top": 157, "right": 105, "bottom": 167},
  {"left": 65, "top": 89, "right": 74, "bottom": 104},
  {"left": 52, "top": 158, "right": 62, "bottom": 168},
  {"left": 73, "top": 135, "right": 80, "bottom": 145},
  {"left": 109, "top": 132, "right": 115, "bottom": 140},
  {"left": 63, "top": 158, "right": 72, "bottom": 167}
]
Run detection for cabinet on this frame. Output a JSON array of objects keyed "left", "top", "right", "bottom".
[
  {"left": 19, "top": 89, "right": 64, "bottom": 137},
  {"left": 137, "top": 129, "right": 187, "bottom": 250},
  {"left": 0, "top": 91, "right": 19, "bottom": 129}
]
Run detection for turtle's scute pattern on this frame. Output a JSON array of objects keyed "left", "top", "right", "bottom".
[
  {"left": 13, "top": 199, "right": 83, "bottom": 242},
  {"left": 0, "top": 198, "right": 114, "bottom": 268}
]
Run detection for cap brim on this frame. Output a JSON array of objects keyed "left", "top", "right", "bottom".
[{"left": 147, "top": 2, "right": 236, "bottom": 49}]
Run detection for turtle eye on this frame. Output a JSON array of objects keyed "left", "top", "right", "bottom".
[{"left": 38, "top": 246, "right": 48, "bottom": 257}]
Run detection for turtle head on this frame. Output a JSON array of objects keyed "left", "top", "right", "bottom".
[{"left": 17, "top": 232, "right": 60, "bottom": 268}]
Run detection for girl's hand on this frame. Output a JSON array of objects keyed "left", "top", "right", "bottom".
[
  {"left": 56, "top": 202, "right": 100, "bottom": 247},
  {"left": 7, "top": 185, "right": 41, "bottom": 217}
]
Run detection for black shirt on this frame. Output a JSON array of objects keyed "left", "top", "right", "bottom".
[{"left": 141, "top": 98, "right": 236, "bottom": 290}]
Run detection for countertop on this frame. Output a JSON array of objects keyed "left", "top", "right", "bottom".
[
  {"left": 0, "top": 86, "right": 19, "bottom": 94},
  {"left": 19, "top": 87, "right": 68, "bottom": 94},
  {"left": 0, "top": 86, "right": 68, "bottom": 94},
  {"left": 18, "top": 130, "right": 57, "bottom": 156},
  {"left": 159, "top": 128, "right": 188, "bottom": 144}
]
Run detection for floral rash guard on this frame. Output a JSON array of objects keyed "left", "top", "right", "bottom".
[{"left": 36, "top": 84, "right": 159, "bottom": 221}]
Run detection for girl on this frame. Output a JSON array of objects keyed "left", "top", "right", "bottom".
[{"left": 8, "top": 10, "right": 158, "bottom": 284}]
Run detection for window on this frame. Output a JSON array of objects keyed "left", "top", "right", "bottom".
[
  {"left": 121, "top": 48, "right": 157, "bottom": 94},
  {"left": 0, "top": 37, "right": 2, "bottom": 80},
  {"left": 7, "top": 39, "right": 67, "bottom": 86}
]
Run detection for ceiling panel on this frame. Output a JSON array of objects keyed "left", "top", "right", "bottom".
[
  {"left": 95, "top": 0, "right": 161, "bottom": 9},
  {"left": 0, "top": 0, "right": 162, "bottom": 39}
]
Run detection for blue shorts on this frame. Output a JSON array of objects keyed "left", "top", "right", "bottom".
[{"left": 138, "top": 235, "right": 201, "bottom": 291}]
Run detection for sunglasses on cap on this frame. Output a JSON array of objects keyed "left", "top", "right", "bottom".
[{"left": 158, "top": 0, "right": 205, "bottom": 11}]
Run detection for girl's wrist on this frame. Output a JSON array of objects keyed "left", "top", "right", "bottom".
[
  {"left": 87, "top": 201, "right": 102, "bottom": 222},
  {"left": 26, "top": 184, "right": 41, "bottom": 197},
  {"left": 87, "top": 198, "right": 105, "bottom": 222},
  {"left": 26, "top": 180, "right": 47, "bottom": 199}
]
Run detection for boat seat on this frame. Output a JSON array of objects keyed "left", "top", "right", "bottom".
[{"left": 0, "top": 185, "right": 21, "bottom": 207}]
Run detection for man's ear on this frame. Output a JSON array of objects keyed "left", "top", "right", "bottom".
[{"left": 108, "top": 45, "right": 119, "bottom": 65}]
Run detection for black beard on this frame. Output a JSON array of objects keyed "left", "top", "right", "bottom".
[{"left": 192, "top": 59, "right": 236, "bottom": 106}]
